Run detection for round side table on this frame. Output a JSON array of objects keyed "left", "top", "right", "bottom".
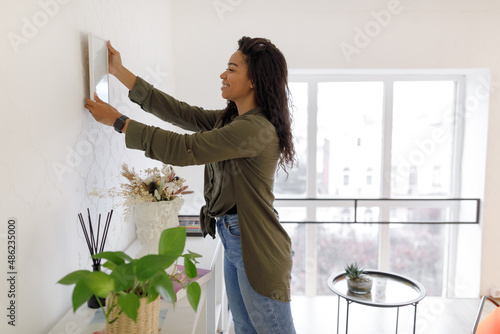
[{"left": 328, "top": 270, "right": 426, "bottom": 334}]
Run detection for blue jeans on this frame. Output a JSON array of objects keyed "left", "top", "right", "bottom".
[{"left": 216, "top": 214, "right": 296, "bottom": 334}]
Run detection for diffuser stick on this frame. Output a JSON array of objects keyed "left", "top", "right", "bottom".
[
  {"left": 78, "top": 214, "right": 93, "bottom": 256},
  {"left": 78, "top": 209, "right": 113, "bottom": 267},
  {"left": 96, "top": 214, "right": 101, "bottom": 255},
  {"left": 100, "top": 210, "right": 113, "bottom": 253},
  {"left": 100, "top": 212, "right": 109, "bottom": 253},
  {"left": 87, "top": 209, "right": 95, "bottom": 255}
]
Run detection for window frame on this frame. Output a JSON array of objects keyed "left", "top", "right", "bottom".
[{"left": 280, "top": 70, "right": 468, "bottom": 297}]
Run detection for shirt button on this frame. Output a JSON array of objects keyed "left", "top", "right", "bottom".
[
  {"left": 187, "top": 149, "right": 192, "bottom": 153},
  {"left": 274, "top": 293, "right": 280, "bottom": 299}
]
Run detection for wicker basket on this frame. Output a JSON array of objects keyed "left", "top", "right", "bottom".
[{"left": 105, "top": 295, "right": 160, "bottom": 334}]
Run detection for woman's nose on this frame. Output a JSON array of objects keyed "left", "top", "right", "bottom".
[{"left": 220, "top": 71, "right": 226, "bottom": 79}]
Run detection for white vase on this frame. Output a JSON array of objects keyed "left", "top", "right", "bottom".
[{"left": 133, "top": 197, "right": 183, "bottom": 258}]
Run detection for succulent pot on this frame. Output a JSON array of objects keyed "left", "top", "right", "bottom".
[{"left": 346, "top": 274, "right": 373, "bottom": 294}]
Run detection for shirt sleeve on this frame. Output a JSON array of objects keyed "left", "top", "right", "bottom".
[
  {"left": 128, "top": 76, "right": 221, "bottom": 132},
  {"left": 125, "top": 115, "right": 277, "bottom": 166}
]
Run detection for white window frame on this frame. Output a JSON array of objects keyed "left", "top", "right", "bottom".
[{"left": 284, "top": 70, "right": 467, "bottom": 297}]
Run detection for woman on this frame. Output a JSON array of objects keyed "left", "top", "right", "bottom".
[{"left": 85, "top": 36, "right": 297, "bottom": 334}]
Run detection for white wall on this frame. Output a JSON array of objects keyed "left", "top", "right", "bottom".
[
  {"left": 0, "top": 1, "right": 176, "bottom": 333},
  {"left": 169, "top": 0, "right": 500, "bottom": 296}
]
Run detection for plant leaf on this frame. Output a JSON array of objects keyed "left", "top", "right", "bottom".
[
  {"left": 151, "top": 271, "right": 176, "bottom": 304},
  {"left": 183, "top": 250, "right": 202, "bottom": 264},
  {"left": 134, "top": 255, "right": 178, "bottom": 281},
  {"left": 111, "top": 263, "right": 135, "bottom": 291},
  {"left": 184, "top": 257, "right": 197, "bottom": 279},
  {"left": 72, "top": 281, "right": 93, "bottom": 312},
  {"left": 92, "top": 251, "right": 133, "bottom": 266},
  {"left": 158, "top": 227, "right": 186, "bottom": 257},
  {"left": 147, "top": 283, "right": 160, "bottom": 303},
  {"left": 186, "top": 282, "right": 201, "bottom": 312},
  {"left": 118, "top": 293, "right": 140, "bottom": 323},
  {"left": 58, "top": 270, "right": 90, "bottom": 285},
  {"left": 86, "top": 271, "right": 115, "bottom": 298},
  {"left": 103, "top": 261, "right": 116, "bottom": 271}
]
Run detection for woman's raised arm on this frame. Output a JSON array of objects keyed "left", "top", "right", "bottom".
[{"left": 108, "top": 41, "right": 137, "bottom": 90}]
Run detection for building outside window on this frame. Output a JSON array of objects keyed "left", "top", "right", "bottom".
[
  {"left": 343, "top": 168, "right": 350, "bottom": 186},
  {"left": 366, "top": 167, "right": 373, "bottom": 186}
]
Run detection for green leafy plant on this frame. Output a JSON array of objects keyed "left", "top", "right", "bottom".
[
  {"left": 58, "top": 227, "right": 202, "bottom": 324},
  {"left": 344, "top": 262, "right": 367, "bottom": 281}
]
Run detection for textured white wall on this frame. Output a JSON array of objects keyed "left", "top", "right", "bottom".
[
  {"left": 169, "top": 0, "right": 500, "bottom": 296},
  {"left": 0, "top": 0, "right": 175, "bottom": 333}
]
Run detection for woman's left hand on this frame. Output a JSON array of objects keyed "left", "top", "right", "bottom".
[{"left": 85, "top": 93, "right": 122, "bottom": 126}]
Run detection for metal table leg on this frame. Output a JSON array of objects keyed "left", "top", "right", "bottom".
[
  {"left": 336, "top": 297, "right": 421, "bottom": 333},
  {"left": 346, "top": 300, "right": 351, "bottom": 334},
  {"left": 395, "top": 307, "right": 399, "bottom": 334},
  {"left": 336, "top": 296, "right": 351, "bottom": 334},
  {"left": 413, "top": 303, "right": 418, "bottom": 334},
  {"left": 337, "top": 295, "right": 340, "bottom": 334}
]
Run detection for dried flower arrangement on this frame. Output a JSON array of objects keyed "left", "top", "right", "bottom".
[{"left": 91, "top": 163, "right": 193, "bottom": 219}]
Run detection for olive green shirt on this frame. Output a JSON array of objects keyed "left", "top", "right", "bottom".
[{"left": 125, "top": 77, "right": 292, "bottom": 302}]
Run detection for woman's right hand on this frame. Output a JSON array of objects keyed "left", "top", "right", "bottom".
[{"left": 107, "top": 41, "right": 122, "bottom": 75}]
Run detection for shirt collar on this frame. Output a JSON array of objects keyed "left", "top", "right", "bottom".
[{"left": 236, "top": 106, "right": 264, "bottom": 117}]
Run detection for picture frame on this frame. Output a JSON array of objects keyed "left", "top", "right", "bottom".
[
  {"left": 88, "top": 33, "right": 109, "bottom": 103},
  {"left": 178, "top": 215, "right": 203, "bottom": 236}
]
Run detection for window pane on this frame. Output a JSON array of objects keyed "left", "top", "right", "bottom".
[
  {"left": 316, "top": 223, "right": 378, "bottom": 295},
  {"left": 317, "top": 206, "right": 354, "bottom": 222},
  {"left": 284, "top": 223, "right": 306, "bottom": 295},
  {"left": 391, "top": 81, "right": 456, "bottom": 196},
  {"left": 389, "top": 224, "right": 446, "bottom": 296},
  {"left": 274, "top": 82, "right": 307, "bottom": 196},
  {"left": 279, "top": 207, "right": 307, "bottom": 295},
  {"left": 317, "top": 82, "right": 384, "bottom": 197},
  {"left": 284, "top": 75, "right": 471, "bottom": 300},
  {"left": 355, "top": 199, "right": 479, "bottom": 223}
]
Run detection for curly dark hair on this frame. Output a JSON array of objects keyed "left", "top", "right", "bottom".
[{"left": 221, "top": 36, "right": 296, "bottom": 173}]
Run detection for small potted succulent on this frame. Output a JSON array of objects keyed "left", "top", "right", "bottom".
[{"left": 345, "top": 263, "right": 372, "bottom": 294}]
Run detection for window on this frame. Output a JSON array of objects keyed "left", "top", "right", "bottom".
[
  {"left": 433, "top": 166, "right": 442, "bottom": 188},
  {"left": 275, "top": 71, "right": 484, "bottom": 298}
]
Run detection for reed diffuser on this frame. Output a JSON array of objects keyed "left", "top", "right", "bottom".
[{"left": 78, "top": 208, "right": 113, "bottom": 308}]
